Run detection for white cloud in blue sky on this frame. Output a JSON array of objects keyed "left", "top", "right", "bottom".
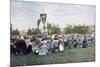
[{"left": 11, "top": 0, "right": 95, "bottom": 31}]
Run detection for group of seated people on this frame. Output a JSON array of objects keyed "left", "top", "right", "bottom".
[
  {"left": 10, "top": 34, "right": 95, "bottom": 56},
  {"left": 11, "top": 36, "right": 32, "bottom": 55}
]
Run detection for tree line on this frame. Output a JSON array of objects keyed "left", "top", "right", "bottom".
[
  {"left": 64, "top": 24, "right": 89, "bottom": 34},
  {"left": 10, "top": 23, "right": 89, "bottom": 36}
]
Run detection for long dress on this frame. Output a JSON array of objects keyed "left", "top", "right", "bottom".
[
  {"left": 39, "top": 40, "right": 48, "bottom": 55},
  {"left": 59, "top": 38, "right": 64, "bottom": 51},
  {"left": 52, "top": 39, "right": 59, "bottom": 48},
  {"left": 59, "top": 43, "right": 64, "bottom": 51}
]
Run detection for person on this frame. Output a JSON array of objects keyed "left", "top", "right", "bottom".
[
  {"left": 14, "top": 36, "right": 27, "bottom": 55},
  {"left": 66, "top": 37, "right": 72, "bottom": 49},
  {"left": 27, "top": 42, "right": 33, "bottom": 54},
  {"left": 77, "top": 36, "right": 83, "bottom": 48},
  {"left": 14, "top": 37, "right": 21, "bottom": 55},
  {"left": 58, "top": 37, "right": 64, "bottom": 51},
  {"left": 73, "top": 39, "right": 78, "bottom": 48},
  {"left": 52, "top": 37, "right": 60, "bottom": 53},
  {"left": 59, "top": 41, "right": 64, "bottom": 52},
  {"left": 82, "top": 36, "right": 88, "bottom": 48},
  {"left": 46, "top": 37, "right": 52, "bottom": 52},
  {"left": 28, "top": 39, "right": 39, "bottom": 54},
  {"left": 39, "top": 38, "right": 48, "bottom": 55},
  {"left": 64, "top": 38, "right": 67, "bottom": 48},
  {"left": 10, "top": 41, "right": 17, "bottom": 55},
  {"left": 30, "top": 35, "right": 37, "bottom": 42}
]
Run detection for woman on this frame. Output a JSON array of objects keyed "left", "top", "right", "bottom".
[
  {"left": 59, "top": 37, "right": 64, "bottom": 52},
  {"left": 59, "top": 42, "right": 64, "bottom": 52},
  {"left": 39, "top": 38, "right": 48, "bottom": 55}
]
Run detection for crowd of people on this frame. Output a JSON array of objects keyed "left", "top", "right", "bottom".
[{"left": 10, "top": 34, "right": 95, "bottom": 56}]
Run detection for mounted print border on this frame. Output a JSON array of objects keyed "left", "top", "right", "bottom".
[{"left": 10, "top": 0, "right": 95, "bottom": 66}]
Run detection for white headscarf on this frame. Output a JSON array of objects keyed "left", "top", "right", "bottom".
[{"left": 20, "top": 36, "right": 24, "bottom": 40}]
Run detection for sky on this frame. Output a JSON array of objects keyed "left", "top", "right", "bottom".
[{"left": 11, "top": 0, "right": 96, "bottom": 31}]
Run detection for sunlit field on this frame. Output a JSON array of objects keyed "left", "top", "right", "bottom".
[{"left": 10, "top": 46, "right": 95, "bottom": 66}]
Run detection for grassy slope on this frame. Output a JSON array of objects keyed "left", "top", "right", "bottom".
[{"left": 10, "top": 46, "right": 95, "bottom": 66}]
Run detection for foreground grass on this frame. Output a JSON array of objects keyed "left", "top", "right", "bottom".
[{"left": 10, "top": 46, "right": 95, "bottom": 66}]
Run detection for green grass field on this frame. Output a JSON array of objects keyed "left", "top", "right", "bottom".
[{"left": 10, "top": 46, "right": 95, "bottom": 66}]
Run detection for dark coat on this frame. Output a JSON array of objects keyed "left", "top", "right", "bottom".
[
  {"left": 18, "top": 40, "right": 27, "bottom": 50},
  {"left": 82, "top": 38, "right": 88, "bottom": 48},
  {"left": 14, "top": 39, "right": 27, "bottom": 54}
]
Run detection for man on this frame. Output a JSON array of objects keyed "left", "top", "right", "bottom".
[
  {"left": 82, "top": 36, "right": 88, "bottom": 48},
  {"left": 64, "top": 38, "right": 67, "bottom": 48},
  {"left": 14, "top": 36, "right": 27, "bottom": 55},
  {"left": 67, "top": 37, "right": 73, "bottom": 49}
]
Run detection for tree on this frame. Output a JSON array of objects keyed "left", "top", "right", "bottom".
[
  {"left": 27, "top": 28, "right": 41, "bottom": 35},
  {"left": 64, "top": 25, "right": 73, "bottom": 34},
  {"left": 27, "top": 28, "right": 33, "bottom": 35},
  {"left": 33, "top": 28, "right": 41, "bottom": 35},
  {"left": 10, "top": 23, "right": 13, "bottom": 35},
  {"left": 64, "top": 24, "right": 89, "bottom": 34},
  {"left": 51, "top": 24, "right": 61, "bottom": 34},
  {"left": 73, "top": 25, "right": 89, "bottom": 34},
  {"left": 47, "top": 23, "right": 52, "bottom": 35},
  {"left": 37, "top": 19, "right": 41, "bottom": 29},
  {"left": 42, "top": 21, "right": 46, "bottom": 33},
  {"left": 12, "top": 29, "right": 19, "bottom": 35}
]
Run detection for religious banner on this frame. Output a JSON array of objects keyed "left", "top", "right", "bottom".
[{"left": 40, "top": 13, "right": 47, "bottom": 23}]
